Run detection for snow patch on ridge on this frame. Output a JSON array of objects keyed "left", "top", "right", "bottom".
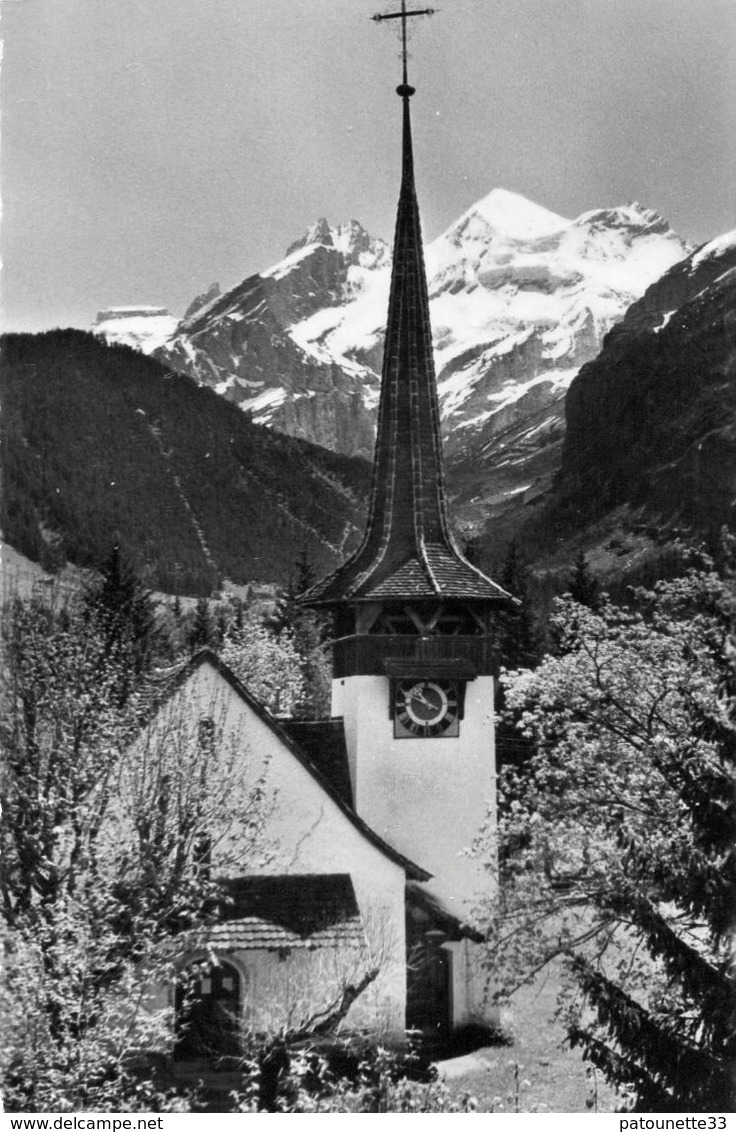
[
  {"left": 240, "top": 387, "right": 288, "bottom": 417},
  {"left": 263, "top": 243, "right": 320, "bottom": 282},
  {"left": 690, "top": 229, "right": 736, "bottom": 271},
  {"left": 484, "top": 368, "right": 578, "bottom": 412}
]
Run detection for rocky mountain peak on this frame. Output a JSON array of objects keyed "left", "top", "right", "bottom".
[
  {"left": 283, "top": 217, "right": 387, "bottom": 268},
  {"left": 574, "top": 202, "right": 674, "bottom": 237},
  {"left": 469, "top": 188, "right": 570, "bottom": 239},
  {"left": 436, "top": 189, "right": 569, "bottom": 255},
  {"left": 184, "top": 282, "right": 222, "bottom": 320},
  {"left": 332, "top": 219, "right": 388, "bottom": 264},
  {"left": 286, "top": 217, "right": 334, "bottom": 257}
]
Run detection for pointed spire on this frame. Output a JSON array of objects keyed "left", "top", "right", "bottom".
[{"left": 304, "top": 88, "right": 511, "bottom": 607}]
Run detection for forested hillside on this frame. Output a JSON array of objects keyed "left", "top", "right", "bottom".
[{"left": 0, "top": 330, "right": 370, "bottom": 594}]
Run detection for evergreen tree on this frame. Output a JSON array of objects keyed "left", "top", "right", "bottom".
[
  {"left": 189, "top": 595, "right": 213, "bottom": 653},
  {"left": 568, "top": 548, "right": 601, "bottom": 611},
  {"left": 83, "top": 544, "right": 159, "bottom": 704},
  {"left": 496, "top": 540, "right": 540, "bottom": 670},
  {"left": 271, "top": 545, "right": 316, "bottom": 632},
  {"left": 216, "top": 607, "right": 228, "bottom": 650},
  {"left": 270, "top": 547, "right": 332, "bottom": 719},
  {"left": 462, "top": 534, "right": 483, "bottom": 568}
]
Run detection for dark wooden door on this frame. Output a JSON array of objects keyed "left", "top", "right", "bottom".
[
  {"left": 406, "top": 940, "right": 452, "bottom": 1057},
  {"left": 174, "top": 960, "right": 242, "bottom": 1062}
]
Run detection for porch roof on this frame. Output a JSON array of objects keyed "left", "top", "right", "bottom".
[{"left": 196, "top": 874, "right": 365, "bottom": 952}]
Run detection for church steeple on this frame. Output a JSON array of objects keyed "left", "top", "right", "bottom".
[
  {"left": 304, "top": 74, "right": 511, "bottom": 609},
  {"left": 297, "top": 9, "right": 508, "bottom": 1043}
]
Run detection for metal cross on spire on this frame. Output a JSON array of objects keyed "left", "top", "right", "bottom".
[{"left": 372, "top": 0, "right": 435, "bottom": 93}]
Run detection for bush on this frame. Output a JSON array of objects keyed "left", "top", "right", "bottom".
[{"left": 228, "top": 1041, "right": 481, "bottom": 1113}]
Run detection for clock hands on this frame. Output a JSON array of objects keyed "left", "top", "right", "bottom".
[{"left": 410, "top": 687, "right": 440, "bottom": 710}]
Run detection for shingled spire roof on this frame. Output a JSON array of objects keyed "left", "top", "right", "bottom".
[{"left": 304, "top": 84, "right": 512, "bottom": 607}]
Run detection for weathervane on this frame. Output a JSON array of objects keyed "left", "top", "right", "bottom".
[{"left": 372, "top": 0, "right": 436, "bottom": 95}]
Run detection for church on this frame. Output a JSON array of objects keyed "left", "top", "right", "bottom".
[{"left": 143, "top": 17, "right": 515, "bottom": 1058}]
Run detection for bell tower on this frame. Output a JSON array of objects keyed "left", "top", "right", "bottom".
[{"left": 301, "top": 4, "right": 515, "bottom": 920}]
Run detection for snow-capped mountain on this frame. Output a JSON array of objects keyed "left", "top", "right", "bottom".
[
  {"left": 93, "top": 191, "right": 690, "bottom": 533},
  {"left": 153, "top": 219, "right": 390, "bottom": 458},
  {"left": 92, "top": 306, "right": 179, "bottom": 354},
  {"left": 427, "top": 193, "right": 686, "bottom": 452},
  {"left": 140, "top": 191, "right": 687, "bottom": 470}
]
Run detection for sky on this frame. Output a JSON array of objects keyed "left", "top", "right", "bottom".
[{"left": 2, "top": 0, "right": 735, "bottom": 333}]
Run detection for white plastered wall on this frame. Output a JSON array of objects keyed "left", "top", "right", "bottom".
[
  {"left": 332, "top": 674, "right": 496, "bottom": 919},
  {"left": 333, "top": 673, "right": 497, "bottom": 1029},
  {"left": 138, "top": 661, "right": 409, "bottom": 1040}
]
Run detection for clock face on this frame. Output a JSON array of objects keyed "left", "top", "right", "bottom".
[{"left": 394, "top": 679, "right": 460, "bottom": 739}]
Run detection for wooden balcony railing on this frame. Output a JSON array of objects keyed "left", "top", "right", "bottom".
[{"left": 331, "top": 634, "right": 496, "bottom": 679}]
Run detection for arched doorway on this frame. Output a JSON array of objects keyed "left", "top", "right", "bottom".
[{"left": 174, "top": 958, "right": 242, "bottom": 1062}]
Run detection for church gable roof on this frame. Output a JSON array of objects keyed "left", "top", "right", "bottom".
[
  {"left": 148, "top": 649, "right": 430, "bottom": 882},
  {"left": 280, "top": 718, "right": 352, "bottom": 807}
]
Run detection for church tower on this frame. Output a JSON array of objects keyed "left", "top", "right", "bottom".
[{"left": 302, "top": 10, "right": 515, "bottom": 924}]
